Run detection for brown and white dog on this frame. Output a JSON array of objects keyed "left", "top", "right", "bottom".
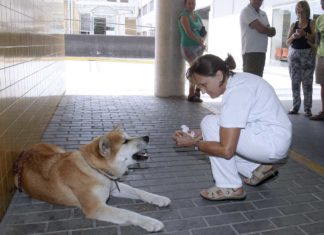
[{"left": 14, "top": 128, "right": 171, "bottom": 232}]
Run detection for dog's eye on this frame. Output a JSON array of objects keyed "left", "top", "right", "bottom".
[{"left": 123, "top": 139, "right": 129, "bottom": 144}]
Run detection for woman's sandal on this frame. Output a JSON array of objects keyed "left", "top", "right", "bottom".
[
  {"left": 243, "top": 164, "right": 279, "bottom": 186},
  {"left": 200, "top": 186, "right": 246, "bottom": 201}
]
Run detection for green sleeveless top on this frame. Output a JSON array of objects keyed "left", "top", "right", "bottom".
[
  {"left": 316, "top": 14, "right": 324, "bottom": 57},
  {"left": 178, "top": 10, "right": 203, "bottom": 47}
]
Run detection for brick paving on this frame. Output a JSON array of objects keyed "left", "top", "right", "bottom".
[{"left": 1, "top": 95, "right": 324, "bottom": 235}]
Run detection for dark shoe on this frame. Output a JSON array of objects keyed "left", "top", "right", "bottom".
[
  {"left": 288, "top": 109, "right": 298, "bottom": 115},
  {"left": 195, "top": 88, "right": 201, "bottom": 98},
  {"left": 310, "top": 111, "right": 324, "bottom": 121},
  {"left": 188, "top": 95, "right": 203, "bottom": 103},
  {"left": 304, "top": 110, "right": 312, "bottom": 117}
]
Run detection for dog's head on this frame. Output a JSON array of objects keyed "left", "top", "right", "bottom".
[{"left": 81, "top": 127, "right": 149, "bottom": 177}]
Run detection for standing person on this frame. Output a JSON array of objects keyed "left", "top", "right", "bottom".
[
  {"left": 173, "top": 54, "right": 292, "bottom": 200},
  {"left": 178, "top": 0, "right": 206, "bottom": 102},
  {"left": 310, "top": 0, "right": 324, "bottom": 120},
  {"left": 286, "top": 1, "right": 316, "bottom": 117},
  {"left": 240, "top": 0, "right": 276, "bottom": 77}
]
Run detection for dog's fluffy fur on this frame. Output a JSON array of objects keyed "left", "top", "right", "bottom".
[{"left": 14, "top": 128, "right": 171, "bottom": 232}]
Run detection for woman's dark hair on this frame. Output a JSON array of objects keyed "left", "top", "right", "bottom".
[{"left": 186, "top": 54, "right": 236, "bottom": 86}]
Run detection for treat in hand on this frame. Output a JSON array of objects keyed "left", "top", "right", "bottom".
[{"left": 181, "top": 125, "right": 195, "bottom": 137}]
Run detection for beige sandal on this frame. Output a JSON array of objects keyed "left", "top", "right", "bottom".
[
  {"left": 243, "top": 164, "right": 279, "bottom": 186},
  {"left": 200, "top": 186, "right": 246, "bottom": 201}
]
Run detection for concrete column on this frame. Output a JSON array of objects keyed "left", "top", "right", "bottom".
[{"left": 154, "top": 0, "right": 185, "bottom": 97}]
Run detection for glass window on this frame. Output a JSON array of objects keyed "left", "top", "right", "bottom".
[
  {"left": 142, "top": 4, "right": 147, "bottom": 15},
  {"left": 149, "top": 0, "right": 154, "bottom": 12}
]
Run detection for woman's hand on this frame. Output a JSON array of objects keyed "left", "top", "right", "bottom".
[
  {"left": 172, "top": 130, "right": 201, "bottom": 147},
  {"left": 191, "top": 129, "right": 202, "bottom": 139},
  {"left": 199, "top": 37, "right": 205, "bottom": 45},
  {"left": 267, "top": 27, "right": 276, "bottom": 37},
  {"left": 292, "top": 32, "right": 301, "bottom": 39}
]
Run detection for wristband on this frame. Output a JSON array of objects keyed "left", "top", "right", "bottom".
[{"left": 194, "top": 140, "right": 201, "bottom": 150}]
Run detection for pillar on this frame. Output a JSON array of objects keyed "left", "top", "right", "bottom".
[{"left": 154, "top": 0, "right": 186, "bottom": 97}]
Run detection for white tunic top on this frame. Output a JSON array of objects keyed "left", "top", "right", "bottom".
[
  {"left": 240, "top": 4, "right": 270, "bottom": 54},
  {"left": 220, "top": 73, "right": 292, "bottom": 159}
]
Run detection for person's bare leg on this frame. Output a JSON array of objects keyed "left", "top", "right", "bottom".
[
  {"left": 310, "top": 84, "right": 324, "bottom": 120},
  {"left": 188, "top": 83, "right": 195, "bottom": 98}
]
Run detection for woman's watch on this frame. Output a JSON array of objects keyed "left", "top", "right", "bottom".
[{"left": 194, "top": 140, "right": 201, "bottom": 150}]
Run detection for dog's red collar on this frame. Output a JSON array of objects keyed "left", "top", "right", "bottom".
[{"left": 14, "top": 150, "right": 32, "bottom": 192}]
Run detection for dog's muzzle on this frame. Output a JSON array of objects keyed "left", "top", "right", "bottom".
[{"left": 132, "top": 150, "right": 149, "bottom": 161}]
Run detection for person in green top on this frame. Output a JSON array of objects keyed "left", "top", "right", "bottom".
[
  {"left": 310, "top": 0, "right": 324, "bottom": 120},
  {"left": 178, "top": 0, "right": 206, "bottom": 102}
]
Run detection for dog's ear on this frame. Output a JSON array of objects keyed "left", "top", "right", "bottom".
[
  {"left": 99, "top": 136, "right": 111, "bottom": 157},
  {"left": 113, "top": 124, "right": 122, "bottom": 131}
]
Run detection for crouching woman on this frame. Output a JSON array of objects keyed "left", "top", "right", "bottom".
[{"left": 173, "top": 54, "right": 292, "bottom": 200}]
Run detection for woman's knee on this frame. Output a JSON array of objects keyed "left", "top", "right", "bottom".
[{"left": 200, "top": 115, "right": 220, "bottom": 140}]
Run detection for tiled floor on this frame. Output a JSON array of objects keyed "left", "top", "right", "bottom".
[{"left": 1, "top": 60, "right": 323, "bottom": 235}]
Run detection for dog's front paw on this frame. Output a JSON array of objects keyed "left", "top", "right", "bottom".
[
  {"left": 154, "top": 196, "right": 171, "bottom": 207},
  {"left": 141, "top": 217, "right": 164, "bottom": 232}
]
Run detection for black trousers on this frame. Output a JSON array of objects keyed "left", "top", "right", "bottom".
[{"left": 242, "top": 52, "right": 266, "bottom": 77}]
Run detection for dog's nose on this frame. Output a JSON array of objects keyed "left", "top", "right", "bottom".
[{"left": 143, "top": 136, "right": 149, "bottom": 143}]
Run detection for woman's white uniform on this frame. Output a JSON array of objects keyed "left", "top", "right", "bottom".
[{"left": 201, "top": 72, "right": 292, "bottom": 188}]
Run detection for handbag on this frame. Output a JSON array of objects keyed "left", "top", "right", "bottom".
[
  {"left": 198, "top": 16, "right": 207, "bottom": 37},
  {"left": 199, "top": 26, "right": 207, "bottom": 37}
]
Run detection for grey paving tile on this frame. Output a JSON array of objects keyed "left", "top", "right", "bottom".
[
  {"left": 300, "top": 222, "right": 324, "bottom": 235},
  {"left": 5, "top": 209, "right": 72, "bottom": 224},
  {"left": 2, "top": 223, "right": 47, "bottom": 235},
  {"left": 142, "top": 210, "right": 181, "bottom": 221},
  {"left": 178, "top": 206, "right": 220, "bottom": 218},
  {"left": 261, "top": 226, "right": 305, "bottom": 235},
  {"left": 310, "top": 201, "right": 324, "bottom": 210},
  {"left": 191, "top": 225, "right": 237, "bottom": 235},
  {"left": 294, "top": 177, "right": 324, "bottom": 187},
  {"left": 37, "top": 232, "right": 69, "bottom": 235},
  {"left": 157, "top": 231, "right": 190, "bottom": 235},
  {"left": 278, "top": 203, "right": 315, "bottom": 215},
  {"left": 258, "top": 188, "right": 296, "bottom": 198},
  {"left": 233, "top": 220, "right": 275, "bottom": 233},
  {"left": 289, "top": 185, "right": 323, "bottom": 194},
  {"left": 218, "top": 201, "right": 256, "bottom": 213},
  {"left": 168, "top": 198, "right": 195, "bottom": 209},
  {"left": 284, "top": 193, "right": 321, "bottom": 204},
  {"left": 305, "top": 210, "right": 324, "bottom": 222},
  {"left": 47, "top": 218, "right": 94, "bottom": 232},
  {"left": 164, "top": 218, "right": 207, "bottom": 232},
  {"left": 243, "top": 208, "right": 282, "bottom": 220},
  {"left": 314, "top": 191, "right": 324, "bottom": 200},
  {"left": 118, "top": 202, "right": 161, "bottom": 213},
  {"left": 253, "top": 198, "right": 290, "bottom": 209},
  {"left": 205, "top": 212, "right": 246, "bottom": 226},
  {"left": 8, "top": 200, "right": 53, "bottom": 214},
  {"left": 71, "top": 227, "right": 118, "bottom": 235},
  {"left": 270, "top": 214, "right": 311, "bottom": 227}
]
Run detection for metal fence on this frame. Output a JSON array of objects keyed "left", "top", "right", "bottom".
[{"left": 64, "top": 18, "right": 155, "bottom": 36}]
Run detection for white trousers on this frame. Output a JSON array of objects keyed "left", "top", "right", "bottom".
[{"left": 200, "top": 115, "right": 287, "bottom": 188}]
